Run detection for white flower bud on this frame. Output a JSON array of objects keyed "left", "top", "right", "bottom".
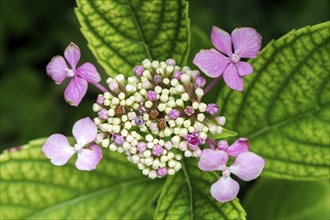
[
  {"left": 125, "top": 84, "right": 135, "bottom": 93},
  {"left": 132, "top": 155, "right": 140, "bottom": 164},
  {"left": 145, "top": 100, "right": 153, "bottom": 108},
  {"left": 142, "top": 168, "right": 150, "bottom": 176},
  {"left": 168, "top": 160, "right": 176, "bottom": 168},
  {"left": 145, "top": 157, "right": 153, "bottom": 166},
  {"left": 198, "top": 103, "right": 207, "bottom": 112},
  {"left": 111, "top": 97, "right": 120, "bottom": 105},
  {"left": 109, "top": 144, "right": 117, "bottom": 151},
  {"left": 148, "top": 170, "right": 157, "bottom": 179},
  {"left": 155, "top": 86, "right": 162, "bottom": 94},
  {"left": 175, "top": 154, "right": 183, "bottom": 160},
  {"left": 168, "top": 169, "right": 175, "bottom": 175},
  {"left": 101, "top": 138, "right": 110, "bottom": 148},
  {"left": 171, "top": 79, "right": 179, "bottom": 86},
  {"left": 195, "top": 88, "right": 204, "bottom": 100},
  {"left": 94, "top": 118, "right": 101, "bottom": 125},
  {"left": 192, "top": 101, "right": 199, "bottom": 109},
  {"left": 197, "top": 113, "right": 205, "bottom": 122},
  {"left": 184, "top": 151, "right": 192, "bottom": 157},
  {"left": 137, "top": 163, "right": 145, "bottom": 170},
  {"left": 179, "top": 128, "right": 188, "bottom": 137},
  {"left": 215, "top": 116, "right": 226, "bottom": 126},
  {"left": 175, "top": 85, "right": 185, "bottom": 93},
  {"left": 104, "top": 92, "right": 112, "bottom": 99},
  {"left": 121, "top": 129, "right": 128, "bottom": 137},
  {"left": 171, "top": 136, "right": 180, "bottom": 146},
  {"left": 183, "top": 120, "right": 191, "bottom": 128},
  {"left": 146, "top": 134, "right": 153, "bottom": 142},
  {"left": 158, "top": 103, "right": 166, "bottom": 112},
  {"left": 200, "top": 132, "right": 207, "bottom": 140},
  {"left": 92, "top": 104, "right": 102, "bottom": 112},
  {"left": 115, "top": 74, "right": 125, "bottom": 84},
  {"left": 176, "top": 99, "right": 184, "bottom": 107},
  {"left": 163, "top": 78, "right": 170, "bottom": 85},
  {"left": 181, "top": 93, "right": 190, "bottom": 101},
  {"left": 174, "top": 162, "right": 182, "bottom": 171},
  {"left": 160, "top": 155, "right": 168, "bottom": 163}
]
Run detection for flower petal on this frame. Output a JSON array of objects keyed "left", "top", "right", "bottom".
[
  {"left": 193, "top": 49, "right": 230, "bottom": 78},
  {"left": 76, "top": 62, "right": 101, "bottom": 83},
  {"left": 46, "top": 56, "right": 68, "bottom": 84},
  {"left": 64, "top": 77, "right": 88, "bottom": 106},
  {"left": 230, "top": 152, "right": 265, "bottom": 181},
  {"left": 75, "top": 145, "right": 102, "bottom": 171},
  {"left": 236, "top": 61, "right": 253, "bottom": 76},
  {"left": 198, "top": 149, "right": 228, "bottom": 171},
  {"left": 42, "top": 134, "right": 75, "bottom": 166},
  {"left": 226, "top": 137, "right": 250, "bottom": 157},
  {"left": 211, "top": 26, "right": 232, "bottom": 56},
  {"left": 231, "top": 27, "right": 261, "bottom": 58},
  {"left": 223, "top": 63, "right": 244, "bottom": 91},
  {"left": 210, "top": 176, "right": 240, "bottom": 203},
  {"left": 72, "top": 117, "right": 97, "bottom": 147},
  {"left": 64, "top": 42, "right": 81, "bottom": 69}
]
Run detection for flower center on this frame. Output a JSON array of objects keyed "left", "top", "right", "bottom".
[
  {"left": 74, "top": 143, "right": 83, "bottom": 152},
  {"left": 222, "top": 169, "right": 231, "bottom": 177},
  {"left": 230, "top": 53, "right": 240, "bottom": 63},
  {"left": 67, "top": 69, "right": 75, "bottom": 77}
]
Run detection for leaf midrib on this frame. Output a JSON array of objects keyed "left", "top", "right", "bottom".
[{"left": 182, "top": 160, "right": 194, "bottom": 220}]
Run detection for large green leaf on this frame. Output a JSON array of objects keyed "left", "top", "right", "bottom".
[
  {"left": 0, "top": 138, "right": 162, "bottom": 219},
  {"left": 217, "top": 22, "right": 330, "bottom": 180},
  {"left": 243, "top": 178, "right": 330, "bottom": 220},
  {"left": 75, "top": 0, "right": 190, "bottom": 77},
  {"left": 154, "top": 159, "right": 246, "bottom": 220}
]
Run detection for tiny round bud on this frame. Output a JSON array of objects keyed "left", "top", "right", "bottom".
[
  {"left": 173, "top": 71, "right": 182, "bottom": 79},
  {"left": 157, "top": 167, "right": 168, "bottom": 177},
  {"left": 217, "top": 140, "right": 229, "bottom": 150},
  {"left": 206, "top": 103, "right": 219, "bottom": 115},
  {"left": 194, "top": 76, "right": 206, "bottom": 88},
  {"left": 112, "top": 133, "right": 124, "bottom": 146},
  {"left": 152, "top": 144, "right": 163, "bottom": 156},
  {"left": 168, "top": 109, "right": 181, "bottom": 120},
  {"left": 166, "top": 58, "right": 176, "bottom": 66},
  {"left": 133, "top": 65, "right": 144, "bottom": 76}
]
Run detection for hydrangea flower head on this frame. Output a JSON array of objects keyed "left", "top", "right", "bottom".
[
  {"left": 46, "top": 43, "right": 101, "bottom": 106},
  {"left": 193, "top": 26, "right": 261, "bottom": 91},
  {"left": 92, "top": 59, "right": 225, "bottom": 178},
  {"left": 42, "top": 117, "right": 102, "bottom": 171}
]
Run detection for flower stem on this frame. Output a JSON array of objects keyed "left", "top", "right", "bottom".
[
  {"left": 207, "top": 137, "right": 217, "bottom": 149},
  {"left": 204, "top": 77, "right": 222, "bottom": 94},
  {"left": 93, "top": 82, "right": 108, "bottom": 93}
]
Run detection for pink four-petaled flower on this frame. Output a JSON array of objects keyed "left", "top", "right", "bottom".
[
  {"left": 198, "top": 141, "right": 265, "bottom": 202},
  {"left": 193, "top": 26, "right": 261, "bottom": 91},
  {"left": 46, "top": 43, "right": 101, "bottom": 106},
  {"left": 42, "top": 117, "right": 102, "bottom": 171}
]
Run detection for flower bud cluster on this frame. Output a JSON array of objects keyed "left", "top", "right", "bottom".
[{"left": 92, "top": 59, "right": 226, "bottom": 178}]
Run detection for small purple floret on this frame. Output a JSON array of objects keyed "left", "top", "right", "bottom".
[
  {"left": 194, "top": 76, "right": 206, "bottom": 88},
  {"left": 137, "top": 142, "right": 147, "bottom": 152},
  {"left": 166, "top": 58, "right": 176, "bottom": 66},
  {"left": 192, "top": 70, "right": 200, "bottom": 78},
  {"left": 184, "top": 106, "right": 194, "bottom": 116},
  {"left": 153, "top": 75, "right": 162, "bottom": 83},
  {"left": 152, "top": 144, "right": 163, "bottom": 156},
  {"left": 173, "top": 71, "right": 182, "bottom": 79},
  {"left": 147, "top": 90, "right": 157, "bottom": 101},
  {"left": 185, "top": 132, "right": 205, "bottom": 151},
  {"left": 133, "top": 65, "right": 144, "bottom": 76},
  {"left": 98, "top": 109, "right": 108, "bottom": 119},
  {"left": 112, "top": 133, "right": 124, "bottom": 146},
  {"left": 168, "top": 109, "right": 181, "bottom": 120},
  {"left": 206, "top": 103, "right": 219, "bottom": 115},
  {"left": 96, "top": 96, "right": 104, "bottom": 105},
  {"left": 157, "top": 167, "right": 168, "bottom": 176},
  {"left": 135, "top": 116, "right": 144, "bottom": 126}
]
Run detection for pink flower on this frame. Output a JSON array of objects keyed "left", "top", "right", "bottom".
[
  {"left": 217, "top": 138, "right": 250, "bottom": 156},
  {"left": 185, "top": 132, "right": 205, "bottom": 150},
  {"left": 42, "top": 117, "right": 102, "bottom": 171},
  {"left": 46, "top": 43, "right": 101, "bottom": 106},
  {"left": 198, "top": 149, "right": 265, "bottom": 202},
  {"left": 193, "top": 26, "right": 261, "bottom": 91}
]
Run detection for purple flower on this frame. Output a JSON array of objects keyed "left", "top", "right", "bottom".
[
  {"left": 193, "top": 26, "right": 261, "bottom": 91},
  {"left": 147, "top": 90, "right": 157, "bottom": 101},
  {"left": 137, "top": 142, "right": 147, "bottom": 152},
  {"left": 135, "top": 116, "right": 145, "bottom": 126},
  {"left": 184, "top": 106, "right": 194, "bottom": 116},
  {"left": 185, "top": 132, "right": 205, "bottom": 150},
  {"left": 46, "top": 43, "right": 101, "bottom": 106},
  {"left": 198, "top": 149, "right": 265, "bottom": 202},
  {"left": 112, "top": 133, "right": 124, "bottom": 146},
  {"left": 157, "top": 167, "right": 168, "bottom": 176},
  {"left": 194, "top": 76, "right": 206, "bottom": 88},
  {"left": 98, "top": 109, "right": 108, "bottom": 119},
  {"left": 206, "top": 103, "right": 219, "bottom": 115},
  {"left": 96, "top": 96, "right": 104, "bottom": 105},
  {"left": 152, "top": 144, "right": 163, "bottom": 156},
  {"left": 168, "top": 109, "right": 181, "bottom": 120},
  {"left": 173, "top": 71, "right": 182, "bottom": 79},
  {"left": 42, "top": 117, "right": 102, "bottom": 171},
  {"left": 133, "top": 65, "right": 144, "bottom": 76}
]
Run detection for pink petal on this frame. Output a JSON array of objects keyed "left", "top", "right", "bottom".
[
  {"left": 226, "top": 137, "right": 250, "bottom": 157},
  {"left": 236, "top": 61, "right": 253, "bottom": 76},
  {"left": 229, "top": 152, "right": 265, "bottom": 181},
  {"left": 72, "top": 117, "right": 97, "bottom": 147},
  {"left": 210, "top": 176, "right": 240, "bottom": 203},
  {"left": 64, "top": 76, "right": 88, "bottom": 106},
  {"left": 75, "top": 145, "right": 102, "bottom": 171},
  {"left": 46, "top": 56, "right": 68, "bottom": 84},
  {"left": 198, "top": 149, "right": 228, "bottom": 171},
  {"left": 211, "top": 26, "right": 232, "bottom": 56},
  {"left": 42, "top": 134, "right": 75, "bottom": 166},
  {"left": 223, "top": 63, "right": 244, "bottom": 91},
  {"left": 64, "top": 42, "right": 81, "bottom": 69},
  {"left": 193, "top": 49, "right": 230, "bottom": 78},
  {"left": 76, "top": 62, "right": 101, "bottom": 83},
  {"left": 231, "top": 27, "right": 261, "bottom": 58}
]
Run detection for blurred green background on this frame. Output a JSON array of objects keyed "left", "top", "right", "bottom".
[{"left": 1, "top": 0, "right": 329, "bottom": 150}]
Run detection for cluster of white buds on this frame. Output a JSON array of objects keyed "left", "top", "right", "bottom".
[{"left": 92, "top": 59, "right": 225, "bottom": 178}]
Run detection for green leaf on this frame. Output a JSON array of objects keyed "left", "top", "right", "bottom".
[
  {"left": 75, "top": 0, "right": 190, "bottom": 77},
  {"left": 154, "top": 159, "right": 246, "bottom": 220},
  {"left": 243, "top": 178, "right": 330, "bottom": 220},
  {"left": 0, "top": 138, "right": 162, "bottom": 219},
  {"left": 218, "top": 22, "right": 330, "bottom": 180},
  {"left": 209, "top": 128, "right": 238, "bottom": 140}
]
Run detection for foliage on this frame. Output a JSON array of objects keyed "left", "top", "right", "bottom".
[{"left": 217, "top": 22, "right": 330, "bottom": 180}]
